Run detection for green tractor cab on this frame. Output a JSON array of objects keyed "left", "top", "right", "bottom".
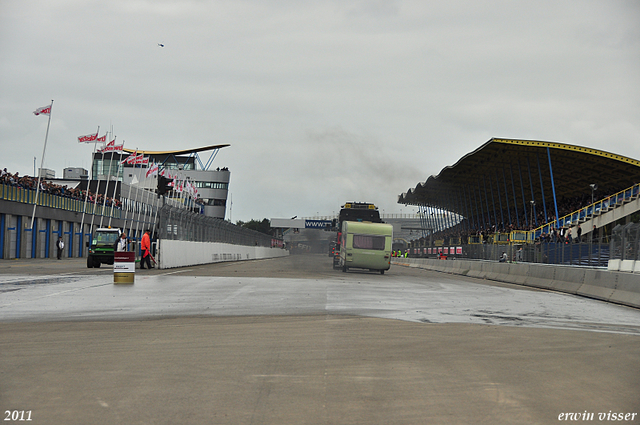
[{"left": 86, "top": 228, "right": 121, "bottom": 268}]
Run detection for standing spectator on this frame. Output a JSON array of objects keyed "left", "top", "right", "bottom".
[
  {"left": 140, "top": 229, "right": 152, "bottom": 269},
  {"left": 114, "top": 233, "right": 129, "bottom": 252},
  {"left": 56, "top": 236, "right": 64, "bottom": 260},
  {"left": 576, "top": 224, "right": 582, "bottom": 243}
]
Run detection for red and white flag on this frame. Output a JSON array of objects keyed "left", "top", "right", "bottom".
[
  {"left": 96, "top": 133, "right": 107, "bottom": 143},
  {"left": 78, "top": 132, "right": 98, "bottom": 143},
  {"left": 33, "top": 104, "right": 52, "bottom": 116},
  {"left": 133, "top": 154, "right": 147, "bottom": 165},
  {"left": 146, "top": 162, "right": 159, "bottom": 178},
  {"left": 120, "top": 152, "right": 138, "bottom": 164},
  {"left": 98, "top": 140, "right": 124, "bottom": 153}
]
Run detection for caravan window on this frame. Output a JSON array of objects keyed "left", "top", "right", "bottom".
[{"left": 353, "top": 234, "right": 386, "bottom": 250}]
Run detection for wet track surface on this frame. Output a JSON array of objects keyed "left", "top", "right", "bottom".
[
  {"left": 1, "top": 255, "right": 639, "bottom": 334},
  {"left": 1, "top": 255, "right": 639, "bottom": 425}
]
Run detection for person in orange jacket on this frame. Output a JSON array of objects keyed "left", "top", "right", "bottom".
[{"left": 140, "top": 229, "right": 152, "bottom": 269}]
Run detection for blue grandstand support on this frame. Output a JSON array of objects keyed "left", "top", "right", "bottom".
[
  {"left": 502, "top": 167, "right": 512, "bottom": 227},
  {"left": 483, "top": 176, "right": 494, "bottom": 230},
  {"left": 431, "top": 205, "right": 439, "bottom": 233},
  {"left": 536, "top": 154, "right": 549, "bottom": 223},
  {"left": 546, "top": 147, "right": 560, "bottom": 228},
  {"left": 427, "top": 205, "right": 438, "bottom": 232},
  {"left": 443, "top": 192, "right": 451, "bottom": 230},
  {"left": 458, "top": 190, "right": 469, "bottom": 231},
  {"left": 450, "top": 192, "right": 458, "bottom": 230},
  {"left": 509, "top": 164, "right": 520, "bottom": 228},
  {"left": 526, "top": 157, "right": 538, "bottom": 227},
  {"left": 494, "top": 172, "right": 504, "bottom": 229},
  {"left": 475, "top": 184, "right": 485, "bottom": 230},
  {"left": 488, "top": 175, "right": 496, "bottom": 227},
  {"left": 455, "top": 191, "right": 463, "bottom": 231},
  {"left": 442, "top": 195, "right": 452, "bottom": 229},
  {"left": 462, "top": 186, "right": 473, "bottom": 230},
  {"left": 419, "top": 205, "right": 429, "bottom": 238},
  {"left": 517, "top": 161, "right": 529, "bottom": 226}
]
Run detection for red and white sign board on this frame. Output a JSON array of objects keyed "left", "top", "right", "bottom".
[{"left": 114, "top": 251, "right": 136, "bottom": 273}]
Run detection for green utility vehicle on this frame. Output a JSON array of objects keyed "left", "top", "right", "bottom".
[{"left": 86, "top": 228, "right": 121, "bottom": 268}]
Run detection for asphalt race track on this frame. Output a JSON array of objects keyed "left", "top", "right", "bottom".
[{"left": 1, "top": 255, "right": 639, "bottom": 424}]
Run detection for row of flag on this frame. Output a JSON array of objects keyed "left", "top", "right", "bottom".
[{"left": 33, "top": 102, "right": 197, "bottom": 197}]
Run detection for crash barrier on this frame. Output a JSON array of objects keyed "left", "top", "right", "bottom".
[
  {"left": 393, "top": 257, "right": 640, "bottom": 309},
  {"left": 157, "top": 239, "right": 288, "bottom": 269}
]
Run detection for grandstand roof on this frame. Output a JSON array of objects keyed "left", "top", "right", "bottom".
[
  {"left": 122, "top": 144, "right": 230, "bottom": 155},
  {"left": 398, "top": 138, "right": 640, "bottom": 218}
]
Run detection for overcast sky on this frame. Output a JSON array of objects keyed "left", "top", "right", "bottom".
[{"left": 1, "top": 0, "right": 638, "bottom": 222}]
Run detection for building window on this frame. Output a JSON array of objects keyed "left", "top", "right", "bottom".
[{"left": 195, "top": 181, "right": 228, "bottom": 190}]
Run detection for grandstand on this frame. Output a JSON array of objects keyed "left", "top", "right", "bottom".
[{"left": 398, "top": 138, "right": 640, "bottom": 265}]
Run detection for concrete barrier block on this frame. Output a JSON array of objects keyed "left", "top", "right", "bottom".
[
  {"left": 510, "top": 263, "right": 530, "bottom": 285},
  {"left": 522, "top": 264, "right": 555, "bottom": 290},
  {"left": 483, "top": 263, "right": 502, "bottom": 281},
  {"left": 635, "top": 261, "right": 640, "bottom": 274},
  {"left": 578, "top": 269, "right": 616, "bottom": 302},
  {"left": 466, "top": 262, "right": 485, "bottom": 279},
  {"left": 619, "top": 260, "right": 635, "bottom": 273},
  {"left": 608, "top": 259, "right": 621, "bottom": 271},
  {"left": 609, "top": 272, "right": 640, "bottom": 309},
  {"left": 550, "top": 267, "right": 584, "bottom": 294}
]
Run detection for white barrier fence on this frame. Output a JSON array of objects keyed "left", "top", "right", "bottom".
[{"left": 157, "top": 239, "right": 288, "bottom": 269}]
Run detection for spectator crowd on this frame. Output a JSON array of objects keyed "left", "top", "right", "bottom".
[{"left": 1, "top": 168, "right": 121, "bottom": 208}]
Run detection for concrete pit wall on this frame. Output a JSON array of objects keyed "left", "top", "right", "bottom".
[
  {"left": 158, "top": 239, "right": 289, "bottom": 269},
  {"left": 393, "top": 258, "right": 640, "bottom": 309}
]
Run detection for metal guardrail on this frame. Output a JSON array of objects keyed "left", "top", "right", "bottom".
[
  {"left": 0, "top": 183, "right": 122, "bottom": 219},
  {"left": 610, "top": 222, "right": 640, "bottom": 261},
  {"left": 158, "top": 204, "right": 277, "bottom": 247},
  {"left": 532, "top": 183, "right": 640, "bottom": 240}
]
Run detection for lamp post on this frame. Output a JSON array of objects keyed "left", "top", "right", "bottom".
[
  {"left": 529, "top": 200, "right": 535, "bottom": 227},
  {"left": 590, "top": 183, "right": 598, "bottom": 204}
]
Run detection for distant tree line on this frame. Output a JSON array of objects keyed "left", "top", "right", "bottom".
[{"left": 236, "top": 218, "right": 271, "bottom": 235}]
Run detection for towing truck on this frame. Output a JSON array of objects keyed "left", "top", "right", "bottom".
[
  {"left": 86, "top": 227, "right": 121, "bottom": 268},
  {"left": 333, "top": 202, "right": 392, "bottom": 274}
]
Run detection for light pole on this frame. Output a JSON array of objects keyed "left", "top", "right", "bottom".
[
  {"left": 529, "top": 200, "right": 535, "bottom": 227},
  {"left": 590, "top": 183, "right": 598, "bottom": 204}
]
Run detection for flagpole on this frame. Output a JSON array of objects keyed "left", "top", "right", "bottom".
[
  {"left": 30, "top": 100, "right": 53, "bottom": 229},
  {"left": 128, "top": 152, "right": 143, "bottom": 239},
  {"left": 123, "top": 146, "right": 136, "bottom": 235},
  {"left": 132, "top": 156, "right": 147, "bottom": 242},
  {"left": 88, "top": 129, "right": 103, "bottom": 235},
  {"left": 99, "top": 132, "right": 113, "bottom": 228},
  {"left": 108, "top": 139, "right": 122, "bottom": 227},
  {"left": 80, "top": 126, "right": 100, "bottom": 234},
  {"left": 151, "top": 165, "right": 162, "bottom": 238}
]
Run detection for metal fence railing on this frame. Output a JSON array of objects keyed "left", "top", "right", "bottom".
[
  {"left": 462, "top": 241, "right": 610, "bottom": 267},
  {"left": 158, "top": 204, "right": 276, "bottom": 247},
  {"left": 0, "top": 183, "right": 122, "bottom": 219},
  {"left": 610, "top": 222, "right": 640, "bottom": 261}
]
